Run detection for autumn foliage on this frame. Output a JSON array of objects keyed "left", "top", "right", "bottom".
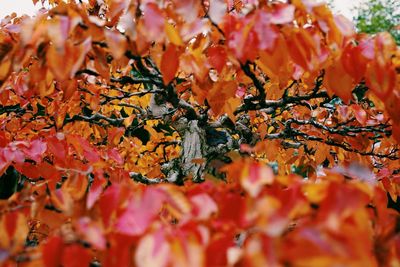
[{"left": 0, "top": 0, "right": 400, "bottom": 266}]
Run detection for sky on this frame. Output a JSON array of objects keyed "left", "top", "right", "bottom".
[
  {"left": 0, "top": 0, "right": 45, "bottom": 18},
  {"left": 0, "top": 0, "right": 362, "bottom": 20},
  {"left": 329, "top": 0, "right": 363, "bottom": 19}
]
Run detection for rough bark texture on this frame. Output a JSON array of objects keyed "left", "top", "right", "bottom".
[
  {"left": 149, "top": 92, "right": 208, "bottom": 183},
  {"left": 180, "top": 120, "right": 207, "bottom": 182}
]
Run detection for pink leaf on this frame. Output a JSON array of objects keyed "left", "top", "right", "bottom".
[
  {"left": 115, "top": 188, "right": 165, "bottom": 235},
  {"left": 190, "top": 193, "right": 218, "bottom": 220},
  {"left": 107, "top": 148, "right": 124, "bottom": 164},
  {"left": 270, "top": 4, "right": 295, "bottom": 24},
  {"left": 144, "top": 3, "right": 165, "bottom": 42},
  {"left": 135, "top": 228, "right": 170, "bottom": 267},
  {"left": 254, "top": 12, "right": 278, "bottom": 50},
  {"left": 241, "top": 162, "right": 274, "bottom": 197},
  {"left": 23, "top": 139, "right": 47, "bottom": 162},
  {"left": 209, "top": 0, "right": 227, "bottom": 25},
  {"left": 77, "top": 217, "right": 106, "bottom": 250}
]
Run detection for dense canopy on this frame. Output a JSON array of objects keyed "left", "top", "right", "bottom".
[{"left": 0, "top": 0, "right": 400, "bottom": 266}]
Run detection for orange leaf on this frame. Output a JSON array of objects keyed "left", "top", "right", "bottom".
[
  {"left": 107, "top": 127, "right": 124, "bottom": 146},
  {"left": 105, "top": 29, "right": 127, "bottom": 60},
  {"left": 285, "top": 28, "right": 317, "bottom": 71},
  {"left": 366, "top": 61, "right": 396, "bottom": 100},
  {"left": 258, "top": 35, "right": 292, "bottom": 84},
  {"left": 62, "top": 173, "right": 89, "bottom": 200},
  {"left": 161, "top": 44, "right": 179, "bottom": 85},
  {"left": 47, "top": 38, "right": 91, "bottom": 81},
  {"left": 351, "top": 104, "right": 367, "bottom": 125},
  {"left": 324, "top": 60, "right": 354, "bottom": 103},
  {"left": 0, "top": 59, "right": 12, "bottom": 83},
  {"left": 59, "top": 79, "right": 78, "bottom": 101}
]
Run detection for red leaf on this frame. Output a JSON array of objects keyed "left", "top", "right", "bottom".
[
  {"left": 61, "top": 244, "right": 91, "bottom": 267},
  {"left": 161, "top": 44, "right": 179, "bottom": 85},
  {"left": 207, "top": 45, "right": 227, "bottom": 73},
  {"left": 341, "top": 43, "right": 367, "bottom": 83},
  {"left": 206, "top": 235, "right": 235, "bottom": 267},
  {"left": 104, "top": 233, "right": 136, "bottom": 267},
  {"left": 16, "top": 162, "right": 60, "bottom": 184},
  {"left": 0, "top": 154, "right": 9, "bottom": 175},
  {"left": 87, "top": 175, "right": 106, "bottom": 209},
  {"left": 0, "top": 132, "right": 8, "bottom": 147},
  {"left": 66, "top": 135, "right": 100, "bottom": 163},
  {"left": 42, "top": 236, "right": 64, "bottom": 267},
  {"left": 317, "top": 182, "right": 370, "bottom": 223},
  {"left": 216, "top": 191, "right": 247, "bottom": 227},
  {"left": 362, "top": 33, "right": 396, "bottom": 100},
  {"left": 59, "top": 79, "right": 78, "bottom": 101},
  {"left": 225, "top": 15, "right": 259, "bottom": 62},
  {"left": 4, "top": 211, "right": 18, "bottom": 238},
  {"left": 46, "top": 135, "right": 67, "bottom": 164},
  {"left": 99, "top": 184, "right": 121, "bottom": 227},
  {"left": 392, "top": 124, "right": 400, "bottom": 144},
  {"left": 359, "top": 38, "right": 375, "bottom": 60},
  {"left": 108, "top": 0, "right": 129, "bottom": 20},
  {"left": 2, "top": 145, "right": 24, "bottom": 164}
]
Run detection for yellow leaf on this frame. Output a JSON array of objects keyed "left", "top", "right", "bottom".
[
  {"left": 165, "top": 22, "right": 183, "bottom": 46},
  {"left": 302, "top": 182, "right": 329, "bottom": 203},
  {"left": 124, "top": 115, "right": 135, "bottom": 128},
  {"left": 0, "top": 58, "right": 11, "bottom": 81}
]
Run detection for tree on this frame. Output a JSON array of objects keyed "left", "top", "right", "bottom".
[
  {"left": 0, "top": 0, "right": 399, "bottom": 266},
  {"left": 353, "top": 0, "right": 400, "bottom": 45}
]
